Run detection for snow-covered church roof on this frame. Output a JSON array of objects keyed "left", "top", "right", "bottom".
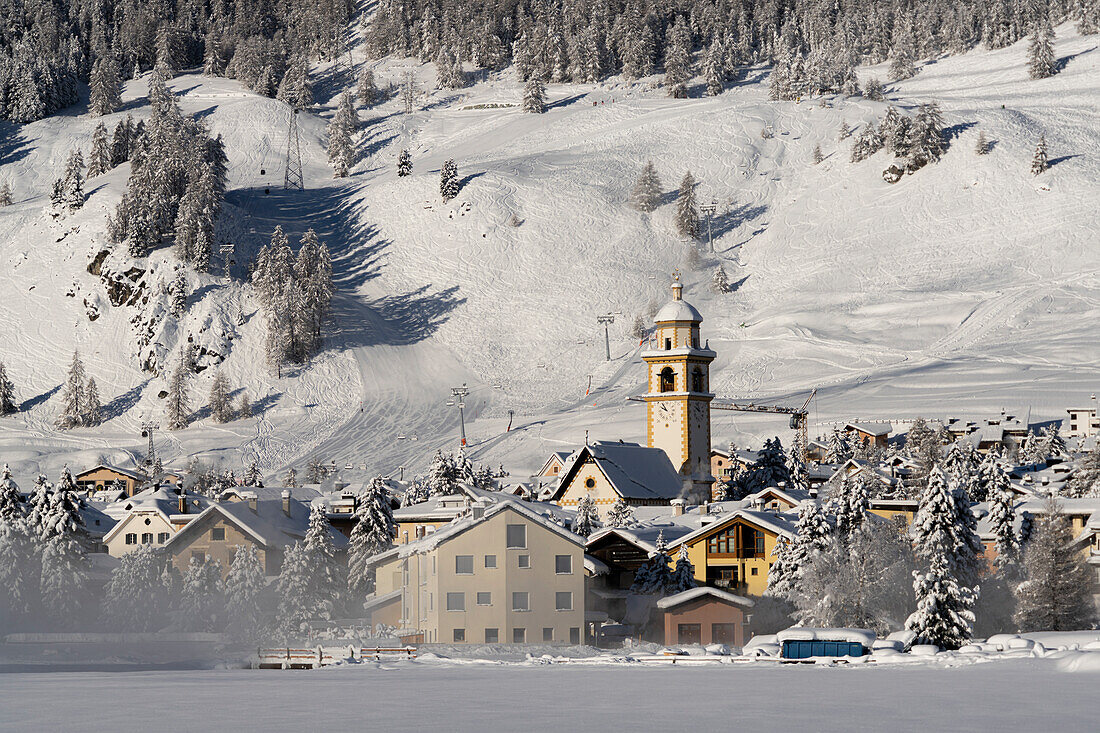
[{"left": 654, "top": 277, "right": 702, "bottom": 323}]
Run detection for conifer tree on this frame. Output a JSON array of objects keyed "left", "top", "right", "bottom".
[
  {"left": 276, "top": 57, "right": 313, "bottom": 110},
  {"left": 1031, "top": 135, "right": 1049, "bottom": 175},
  {"left": 175, "top": 556, "right": 225, "bottom": 631},
  {"left": 988, "top": 468, "right": 1020, "bottom": 574},
  {"left": 1027, "top": 18, "right": 1057, "bottom": 80},
  {"left": 607, "top": 498, "right": 635, "bottom": 528},
  {"left": 397, "top": 149, "right": 412, "bottom": 177},
  {"left": 169, "top": 267, "right": 188, "bottom": 318},
  {"left": 975, "top": 130, "right": 991, "bottom": 155},
  {"left": 88, "top": 123, "right": 112, "bottom": 177},
  {"left": 889, "top": 34, "right": 917, "bottom": 81},
  {"left": 348, "top": 476, "right": 396, "bottom": 596},
  {"left": 303, "top": 503, "right": 340, "bottom": 620},
  {"left": 40, "top": 533, "right": 90, "bottom": 624},
  {"left": 630, "top": 160, "right": 662, "bottom": 213},
  {"left": 357, "top": 69, "right": 380, "bottom": 107},
  {"left": 630, "top": 531, "right": 673, "bottom": 595},
  {"left": 203, "top": 37, "right": 226, "bottom": 77},
  {"left": 522, "top": 77, "right": 546, "bottom": 113},
  {"left": 102, "top": 544, "right": 176, "bottom": 631},
  {"left": 907, "top": 102, "right": 946, "bottom": 170},
  {"left": 0, "top": 512, "right": 36, "bottom": 626},
  {"left": 838, "top": 121, "right": 851, "bottom": 141},
  {"left": 83, "top": 378, "right": 102, "bottom": 427},
  {"left": 209, "top": 370, "right": 232, "bottom": 423},
  {"left": 56, "top": 350, "right": 86, "bottom": 429},
  {"left": 905, "top": 551, "right": 976, "bottom": 649},
  {"left": 0, "top": 182, "right": 11, "bottom": 206},
  {"left": 703, "top": 40, "right": 724, "bottom": 96},
  {"left": 850, "top": 120, "right": 884, "bottom": 163},
  {"left": 812, "top": 144, "right": 824, "bottom": 164},
  {"left": 1066, "top": 446, "right": 1100, "bottom": 498},
  {"left": 864, "top": 77, "right": 885, "bottom": 101},
  {"left": 284, "top": 467, "right": 298, "bottom": 488},
  {"left": 669, "top": 543, "right": 697, "bottom": 593},
  {"left": 572, "top": 495, "right": 599, "bottom": 537},
  {"left": 765, "top": 501, "right": 832, "bottom": 600},
  {"left": 663, "top": 17, "right": 692, "bottom": 98},
  {"left": 675, "top": 171, "right": 699, "bottom": 239},
  {"left": 89, "top": 56, "right": 122, "bottom": 117},
  {"left": 55, "top": 149, "right": 85, "bottom": 212},
  {"left": 274, "top": 542, "right": 314, "bottom": 642},
  {"left": 1013, "top": 499, "right": 1096, "bottom": 631},
  {"left": 911, "top": 465, "right": 981, "bottom": 588},
  {"left": 0, "top": 362, "right": 16, "bottom": 414},
  {"left": 110, "top": 117, "right": 132, "bottom": 167},
  {"left": 238, "top": 391, "right": 252, "bottom": 418},
  {"left": 327, "top": 92, "right": 358, "bottom": 178},
  {"left": 440, "top": 159, "right": 459, "bottom": 202},
  {"left": 165, "top": 353, "right": 190, "bottom": 430},
  {"left": 225, "top": 544, "right": 267, "bottom": 642}
]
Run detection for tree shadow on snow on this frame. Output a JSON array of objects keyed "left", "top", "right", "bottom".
[
  {"left": 18, "top": 384, "right": 61, "bottom": 413},
  {"left": 1048, "top": 154, "right": 1080, "bottom": 168},
  {"left": 0, "top": 122, "right": 33, "bottom": 167},
  {"left": 101, "top": 379, "right": 151, "bottom": 421},
  {"left": 1056, "top": 45, "right": 1098, "bottom": 73},
  {"left": 546, "top": 93, "right": 587, "bottom": 110},
  {"left": 942, "top": 121, "right": 977, "bottom": 145},
  {"left": 326, "top": 285, "right": 465, "bottom": 349},
  {"left": 709, "top": 203, "right": 768, "bottom": 240}
]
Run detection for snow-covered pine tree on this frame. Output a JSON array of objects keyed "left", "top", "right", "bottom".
[
  {"left": 165, "top": 353, "right": 190, "bottom": 430},
  {"left": 663, "top": 16, "right": 692, "bottom": 98},
  {"left": 888, "top": 32, "right": 917, "bottom": 81},
  {"left": 572, "top": 495, "right": 599, "bottom": 537},
  {"left": 203, "top": 36, "right": 226, "bottom": 77},
  {"left": 1066, "top": 446, "right": 1100, "bottom": 498},
  {"left": 175, "top": 556, "right": 225, "bottom": 631},
  {"left": 711, "top": 265, "right": 730, "bottom": 293},
  {"left": 0, "top": 464, "right": 19, "bottom": 518},
  {"left": 26, "top": 474, "right": 53, "bottom": 538},
  {"left": 881, "top": 106, "right": 910, "bottom": 156},
  {"left": 397, "top": 149, "right": 412, "bottom": 177},
  {"left": 59, "top": 148, "right": 85, "bottom": 212},
  {"left": 1041, "top": 424, "right": 1068, "bottom": 458},
  {"left": 56, "top": 350, "right": 86, "bottom": 429},
  {"left": 243, "top": 461, "right": 262, "bottom": 487},
  {"left": 357, "top": 68, "right": 380, "bottom": 107},
  {"left": 88, "top": 122, "right": 112, "bottom": 177},
  {"left": 89, "top": 56, "right": 121, "bottom": 117},
  {"left": 630, "top": 160, "right": 662, "bottom": 213},
  {"left": 440, "top": 159, "right": 459, "bottom": 202},
  {"left": 703, "top": 39, "right": 724, "bottom": 96},
  {"left": 238, "top": 392, "right": 252, "bottom": 418},
  {"left": 1027, "top": 17, "right": 1057, "bottom": 80},
  {"left": 327, "top": 92, "right": 358, "bottom": 177},
  {"left": 273, "top": 542, "right": 315, "bottom": 642},
  {"left": 1013, "top": 498, "right": 1096, "bottom": 631},
  {"left": 850, "top": 120, "right": 884, "bottom": 163},
  {"left": 1031, "top": 135, "right": 1049, "bottom": 175},
  {"left": 102, "top": 544, "right": 175, "bottom": 631},
  {"left": 911, "top": 464, "right": 981, "bottom": 589},
  {"left": 39, "top": 533, "right": 90, "bottom": 624},
  {"left": 630, "top": 530, "right": 673, "bottom": 595},
  {"left": 83, "top": 378, "right": 102, "bottom": 427},
  {"left": 838, "top": 121, "right": 851, "bottom": 141},
  {"left": 0, "top": 511, "right": 36, "bottom": 626},
  {"left": 110, "top": 117, "right": 132, "bottom": 166},
  {"left": 812, "top": 144, "right": 824, "bottom": 164},
  {"left": 864, "top": 77, "right": 885, "bottom": 101},
  {"left": 276, "top": 57, "right": 313, "bottom": 110},
  {"left": 347, "top": 476, "right": 396, "bottom": 596},
  {"left": 765, "top": 500, "right": 831, "bottom": 600},
  {"left": 209, "top": 370, "right": 232, "bottom": 423},
  {"left": 0, "top": 362, "right": 16, "bottom": 414},
  {"left": 825, "top": 428, "right": 852, "bottom": 463},
  {"left": 0, "top": 182, "right": 11, "bottom": 206},
  {"left": 740, "top": 437, "right": 791, "bottom": 495},
  {"left": 607, "top": 498, "right": 636, "bottom": 528},
  {"left": 225, "top": 544, "right": 268, "bottom": 642},
  {"left": 675, "top": 171, "right": 699, "bottom": 239},
  {"left": 669, "top": 543, "right": 697, "bottom": 593},
  {"left": 907, "top": 102, "right": 946, "bottom": 170},
  {"left": 988, "top": 467, "right": 1020, "bottom": 574},
  {"left": 303, "top": 503, "right": 341, "bottom": 621},
  {"left": 905, "top": 551, "right": 976, "bottom": 649},
  {"left": 522, "top": 77, "right": 546, "bottom": 113},
  {"left": 975, "top": 130, "right": 991, "bottom": 155}
]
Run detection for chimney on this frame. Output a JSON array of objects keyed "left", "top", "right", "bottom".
[
  {"left": 246, "top": 491, "right": 258, "bottom": 513},
  {"left": 700, "top": 501, "right": 710, "bottom": 516},
  {"left": 178, "top": 493, "right": 187, "bottom": 514},
  {"left": 281, "top": 489, "right": 292, "bottom": 517},
  {"left": 671, "top": 498, "right": 685, "bottom": 517}
]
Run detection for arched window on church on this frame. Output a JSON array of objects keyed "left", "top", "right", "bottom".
[
  {"left": 659, "top": 367, "right": 675, "bottom": 393},
  {"left": 691, "top": 368, "right": 705, "bottom": 393}
]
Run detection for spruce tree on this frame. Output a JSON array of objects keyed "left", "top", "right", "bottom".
[
  {"left": 905, "top": 552, "right": 976, "bottom": 649},
  {"left": 1027, "top": 18, "right": 1057, "bottom": 80},
  {"left": 669, "top": 543, "right": 697, "bottom": 593},
  {"left": 711, "top": 266, "right": 730, "bottom": 293},
  {"left": 850, "top": 120, "right": 884, "bottom": 163},
  {"left": 0, "top": 514, "right": 36, "bottom": 626},
  {"left": 1014, "top": 499, "right": 1096, "bottom": 631},
  {"left": 766, "top": 501, "right": 832, "bottom": 600},
  {"left": 110, "top": 117, "right": 132, "bottom": 166},
  {"left": 88, "top": 123, "right": 112, "bottom": 177},
  {"left": 175, "top": 556, "right": 225, "bottom": 631},
  {"left": 238, "top": 391, "right": 252, "bottom": 418},
  {"left": 0, "top": 182, "right": 11, "bottom": 206},
  {"left": 607, "top": 498, "right": 635, "bottom": 528},
  {"left": 56, "top": 350, "right": 86, "bottom": 429},
  {"left": 303, "top": 503, "right": 340, "bottom": 620},
  {"left": 225, "top": 544, "right": 268, "bottom": 642},
  {"left": 864, "top": 77, "right": 885, "bottom": 101},
  {"left": 327, "top": 92, "right": 357, "bottom": 177},
  {"left": 347, "top": 476, "right": 396, "bottom": 596},
  {"left": 572, "top": 495, "right": 599, "bottom": 537},
  {"left": 40, "top": 533, "right": 90, "bottom": 624},
  {"left": 975, "top": 130, "right": 991, "bottom": 155},
  {"left": 274, "top": 543, "right": 316, "bottom": 641},
  {"left": 703, "top": 40, "right": 724, "bottom": 96},
  {"left": 630, "top": 531, "right": 673, "bottom": 595},
  {"left": 276, "top": 57, "right": 313, "bottom": 110},
  {"left": 812, "top": 144, "right": 824, "bottom": 164},
  {"left": 911, "top": 465, "right": 981, "bottom": 588},
  {"left": 102, "top": 544, "right": 174, "bottom": 631},
  {"left": 169, "top": 267, "right": 188, "bottom": 317},
  {"left": 397, "top": 149, "right": 412, "bottom": 177},
  {"left": 838, "top": 121, "right": 851, "bottom": 141},
  {"left": 0, "top": 362, "right": 16, "bottom": 414},
  {"left": 357, "top": 69, "right": 380, "bottom": 107},
  {"left": 630, "top": 160, "right": 662, "bottom": 213},
  {"left": 988, "top": 468, "right": 1020, "bottom": 574},
  {"left": 440, "top": 159, "right": 459, "bottom": 202},
  {"left": 675, "top": 171, "right": 699, "bottom": 239},
  {"left": 907, "top": 102, "right": 946, "bottom": 170},
  {"left": 1066, "top": 446, "right": 1100, "bottom": 498},
  {"left": 83, "top": 378, "right": 102, "bottom": 427},
  {"left": 663, "top": 17, "right": 692, "bottom": 98},
  {"left": 209, "top": 370, "right": 232, "bottom": 423},
  {"left": 165, "top": 354, "right": 190, "bottom": 430},
  {"left": 1031, "top": 135, "right": 1049, "bottom": 175},
  {"left": 522, "top": 77, "right": 546, "bottom": 113},
  {"left": 89, "top": 56, "right": 121, "bottom": 117}
]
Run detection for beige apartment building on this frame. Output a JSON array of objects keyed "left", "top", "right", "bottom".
[{"left": 366, "top": 501, "right": 586, "bottom": 645}]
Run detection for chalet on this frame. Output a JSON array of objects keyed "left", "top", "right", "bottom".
[
  {"left": 162, "top": 490, "right": 345, "bottom": 578},
  {"left": 75, "top": 464, "right": 148, "bottom": 497},
  {"left": 657, "top": 586, "right": 754, "bottom": 648},
  {"left": 805, "top": 439, "right": 830, "bottom": 463},
  {"left": 547, "top": 441, "right": 684, "bottom": 520},
  {"left": 665, "top": 508, "right": 797, "bottom": 597},
  {"left": 366, "top": 501, "right": 586, "bottom": 646},
  {"left": 101, "top": 486, "right": 211, "bottom": 558},
  {"left": 844, "top": 422, "right": 892, "bottom": 450}
]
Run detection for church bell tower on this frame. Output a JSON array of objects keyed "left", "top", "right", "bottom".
[{"left": 642, "top": 276, "right": 715, "bottom": 498}]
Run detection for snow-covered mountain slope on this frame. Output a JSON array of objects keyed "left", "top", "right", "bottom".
[{"left": 0, "top": 25, "right": 1097, "bottom": 483}]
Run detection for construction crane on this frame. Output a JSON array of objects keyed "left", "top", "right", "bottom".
[{"left": 711, "top": 388, "right": 817, "bottom": 461}]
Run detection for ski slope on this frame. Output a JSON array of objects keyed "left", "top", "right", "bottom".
[{"left": 0, "top": 25, "right": 1097, "bottom": 483}]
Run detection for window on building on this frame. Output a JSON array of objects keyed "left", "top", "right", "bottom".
[
  {"left": 543, "top": 627, "right": 554, "bottom": 642},
  {"left": 584, "top": 477, "right": 596, "bottom": 488},
  {"left": 691, "top": 368, "right": 705, "bottom": 393},
  {"left": 555, "top": 555, "right": 572, "bottom": 574},
  {"left": 513, "top": 627, "right": 526, "bottom": 643},
  {"left": 211, "top": 527, "right": 225, "bottom": 541},
  {"left": 506, "top": 524, "right": 527, "bottom": 548},
  {"left": 446, "top": 592, "right": 465, "bottom": 611},
  {"left": 476, "top": 592, "right": 492, "bottom": 606},
  {"left": 157, "top": 532, "right": 170, "bottom": 543},
  {"left": 677, "top": 624, "right": 702, "bottom": 645},
  {"left": 518, "top": 554, "right": 530, "bottom": 569},
  {"left": 455, "top": 555, "right": 474, "bottom": 574},
  {"left": 664, "top": 337, "right": 672, "bottom": 350},
  {"left": 484, "top": 554, "right": 497, "bottom": 568},
  {"left": 453, "top": 628, "right": 465, "bottom": 642},
  {"left": 512, "top": 592, "right": 529, "bottom": 611},
  {"left": 751, "top": 566, "right": 758, "bottom": 576},
  {"left": 125, "top": 533, "right": 137, "bottom": 545},
  {"left": 555, "top": 592, "right": 573, "bottom": 611},
  {"left": 141, "top": 532, "right": 153, "bottom": 544},
  {"left": 659, "top": 367, "right": 675, "bottom": 393},
  {"left": 485, "top": 628, "right": 499, "bottom": 643},
  {"left": 570, "top": 627, "right": 581, "bottom": 645}
]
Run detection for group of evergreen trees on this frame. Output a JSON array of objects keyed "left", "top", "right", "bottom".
[
  {"left": 252, "top": 226, "right": 334, "bottom": 376},
  {"left": 55, "top": 350, "right": 103, "bottom": 429},
  {"left": 108, "top": 72, "right": 228, "bottom": 269},
  {"left": 850, "top": 102, "right": 945, "bottom": 173}
]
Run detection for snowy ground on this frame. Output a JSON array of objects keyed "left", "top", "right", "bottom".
[
  {"left": 0, "top": 24, "right": 1097, "bottom": 483},
  {"left": 1, "top": 656, "right": 1098, "bottom": 731}
]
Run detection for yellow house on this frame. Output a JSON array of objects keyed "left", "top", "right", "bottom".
[
  {"left": 665, "top": 509, "right": 797, "bottom": 597},
  {"left": 76, "top": 464, "right": 148, "bottom": 497},
  {"left": 869, "top": 498, "right": 919, "bottom": 526},
  {"left": 547, "top": 441, "right": 684, "bottom": 521}
]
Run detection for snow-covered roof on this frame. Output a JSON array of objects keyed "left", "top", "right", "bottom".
[
  {"left": 362, "top": 588, "right": 402, "bottom": 613},
  {"left": 844, "top": 422, "right": 892, "bottom": 437},
  {"left": 553, "top": 441, "right": 684, "bottom": 502},
  {"left": 101, "top": 486, "right": 211, "bottom": 522},
  {"left": 584, "top": 553, "right": 610, "bottom": 576},
  {"left": 744, "top": 486, "right": 813, "bottom": 507},
  {"left": 654, "top": 299, "right": 702, "bottom": 323},
  {"left": 163, "top": 497, "right": 346, "bottom": 552},
  {"left": 656, "top": 586, "right": 755, "bottom": 609},
  {"left": 776, "top": 627, "right": 876, "bottom": 646},
  {"left": 75, "top": 463, "right": 147, "bottom": 481},
  {"left": 220, "top": 485, "right": 322, "bottom": 503},
  {"left": 586, "top": 522, "right": 699, "bottom": 556}
]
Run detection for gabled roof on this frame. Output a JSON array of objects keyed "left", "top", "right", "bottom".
[
  {"left": 537, "top": 451, "right": 573, "bottom": 475},
  {"left": 744, "top": 486, "right": 812, "bottom": 507},
  {"left": 656, "top": 586, "right": 755, "bottom": 609},
  {"left": 163, "top": 498, "right": 346, "bottom": 552},
  {"left": 844, "top": 422, "right": 892, "bottom": 437},
  {"left": 101, "top": 486, "right": 211, "bottom": 522},
  {"left": 552, "top": 441, "right": 684, "bottom": 502},
  {"left": 76, "top": 463, "right": 147, "bottom": 481},
  {"left": 586, "top": 522, "right": 699, "bottom": 556},
  {"left": 665, "top": 508, "right": 798, "bottom": 551}
]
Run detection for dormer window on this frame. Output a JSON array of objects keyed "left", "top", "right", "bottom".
[{"left": 659, "top": 367, "right": 675, "bottom": 393}]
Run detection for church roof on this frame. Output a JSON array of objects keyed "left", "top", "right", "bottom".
[
  {"left": 552, "top": 441, "right": 684, "bottom": 502},
  {"left": 654, "top": 299, "right": 702, "bottom": 324}
]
